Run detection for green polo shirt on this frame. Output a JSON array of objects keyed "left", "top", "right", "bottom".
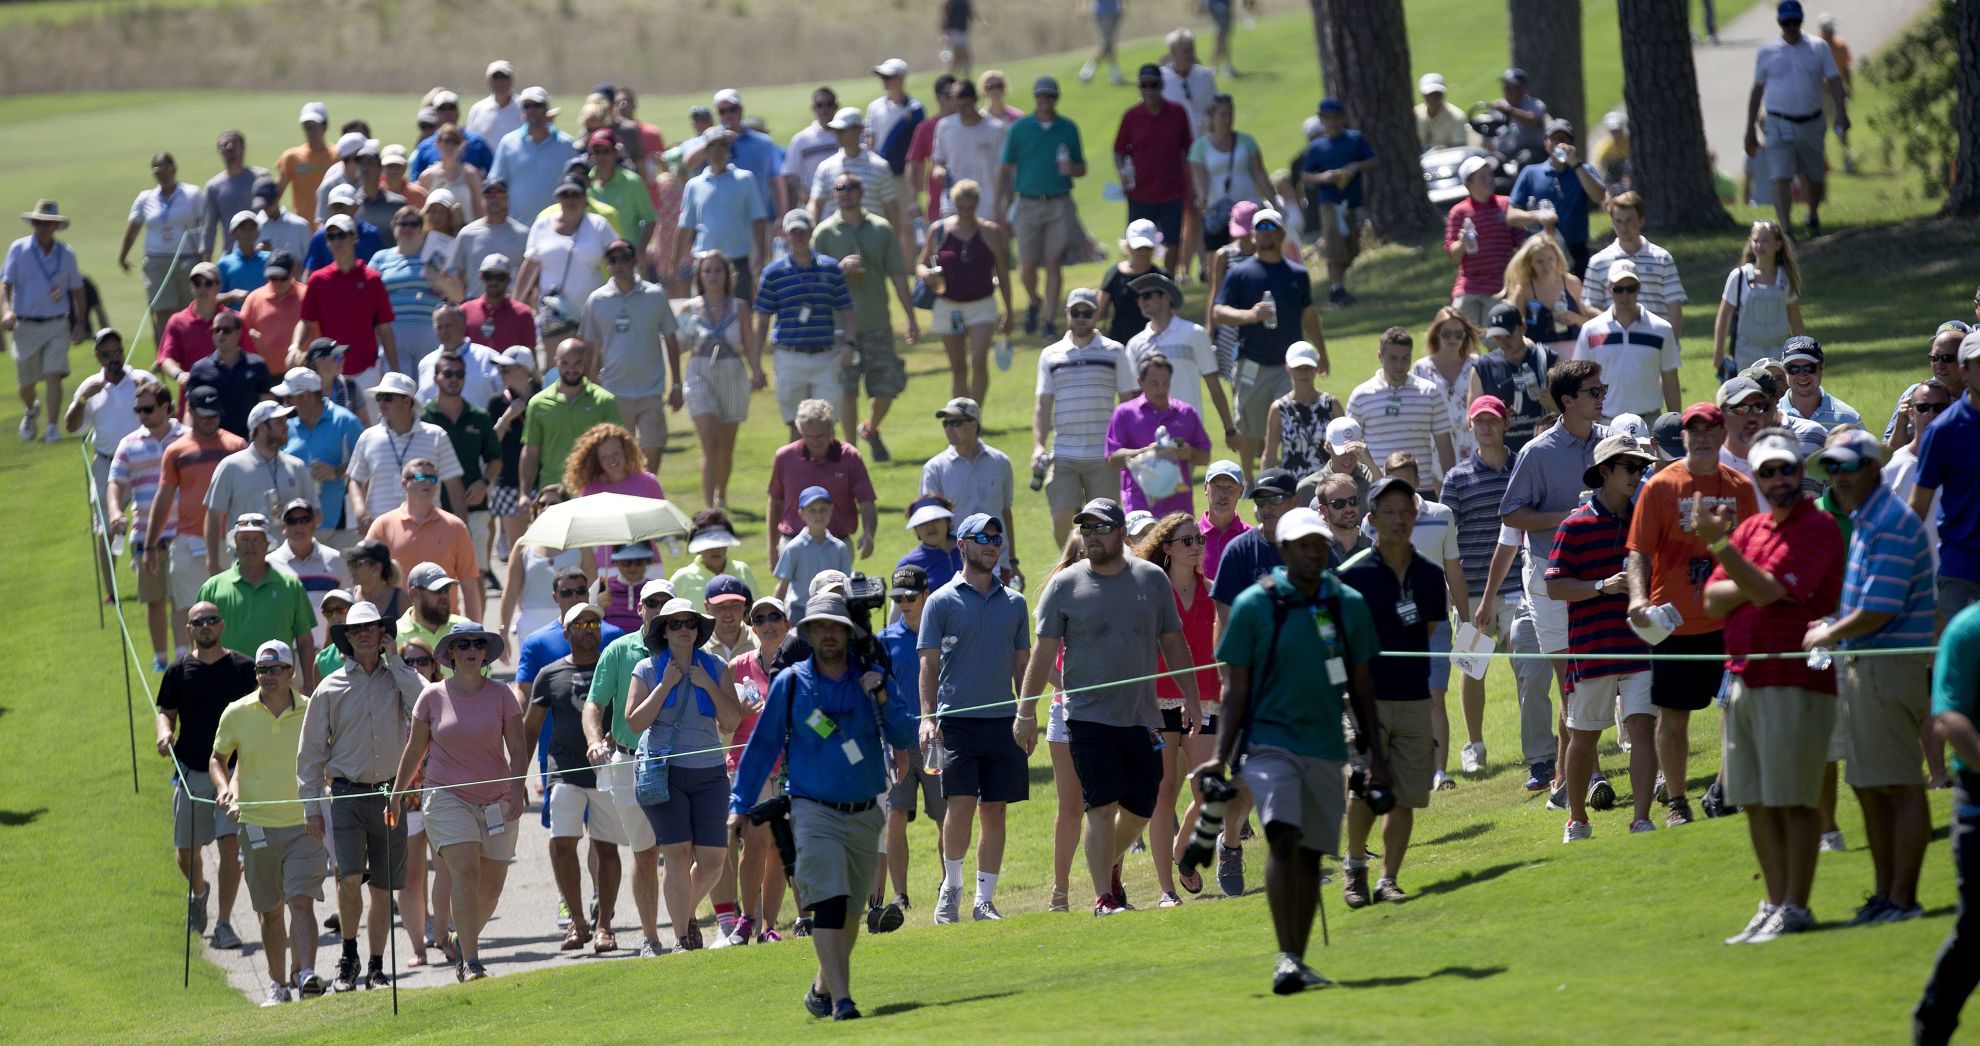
[
  {"left": 813, "top": 211, "right": 908, "bottom": 333},
  {"left": 396, "top": 610, "right": 471, "bottom": 678},
  {"left": 999, "top": 114, "right": 1084, "bottom": 198},
  {"left": 197, "top": 564, "right": 316, "bottom": 659},
  {"left": 522, "top": 379, "right": 621, "bottom": 491},
  {"left": 586, "top": 630, "right": 651, "bottom": 749},
  {"left": 422, "top": 399, "right": 502, "bottom": 509},
  {"left": 590, "top": 167, "right": 657, "bottom": 244},
  {"left": 1934, "top": 603, "right": 1980, "bottom": 774}
]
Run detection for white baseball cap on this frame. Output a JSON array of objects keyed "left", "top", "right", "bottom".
[
  {"left": 1302, "top": 115, "right": 1324, "bottom": 139},
  {"left": 873, "top": 58, "right": 909, "bottom": 78},
  {"left": 228, "top": 209, "right": 260, "bottom": 231},
  {"left": 1274, "top": 507, "right": 1330, "bottom": 545},
  {"left": 299, "top": 102, "right": 329, "bottom": 125},
  {"left": 272, "top": 367, "right": 322, "bottom": 396},
  {"left": 1324, "top": 416, "right": 1363, "bottom": 455},
  {"left": 486, "top": 59, "right": 514, "bottom": 77},
  {"left": 255, "top": 640, "right": 295, "bottom": 667},
  {"left": 327, "top": 184, "right": 359, "bottom": 208},
  {"left": 1418, "top": 72, "right": 1447, "bottom": 95},
  {"left": 638, "top": 578, "right": 677, "bottom": 603},
  {"left": 1124, "top": 218, "right": 1161, "bottom": 251},
  {"left": 712, "top": 88, "right": 742, "bottom": 108},
  {"left": 335, "top": 132, "right": 371, "bottom": 159},
  {"left": 1459, "top": 155, "right": 1493, "bottom": 183},
  {"left": 1285, "top": 341, "right": 1321, "bottom": 371}
]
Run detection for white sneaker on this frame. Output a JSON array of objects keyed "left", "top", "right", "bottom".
[
  {"left": 934, "top": 884, "right": 963, "bottom": 925},
  {"left": 1433, "top": 770, "right": 1456, "bottom": 791},
  {"left": 1725, "top": 902, "right": 1780, "bottom": 945},
  {"left": 1628, "top": 818, "right": 1657, "bottom": 834},
  {"left": 1562, "top": 819, "right": 1591, "bottom": 843},
  {"left": 262, "top": 980, "right": 293, "bottom": 1006},
  {"left": 18, "top": 403, "right": 38, "bottom": 441},
  {"left": 42, "top": 423, "right": 58, "bottom": 444},
  {"left": 1459, "top": 742, "right": 1486, "bottom": 775},
  {"left": 1820, "top": 829, "right": 1846, "bottom": 853},
  {"left": 1746, "top": 904, "right": 1815, "bottom": 943},
  {"left": 1078, "top": 61, "right": 1097, "bottom": 84}
]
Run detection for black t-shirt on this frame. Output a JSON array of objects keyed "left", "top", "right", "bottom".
[
  {"left": 1100, "top": 264, "right": 1171, "bottom": 346},
  {"left": 531, "top": 656, "right": 600, "bottom": 789},
  {"left": 1334, "top": 547, "right": 1446, "bottom": 701},
  {"left": 487, "top": 384, "right": 539, "bottom": 486},
  {"left": 156, "top": 651, "right": 258, "bottom": 769}
]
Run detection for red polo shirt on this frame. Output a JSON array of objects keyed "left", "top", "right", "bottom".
[
  {"left": 766, "top": 439, "right": 876, "bottom": 539},
  {"left": 462, "top": 294, "right": 537, "bottom": 352},
  {"left": 158, "top": 303, "right": 252, "bottom": 376},
  {"left": 298, "top": 262, "right": 394, "bottom": 374},
  {"left": 1710, "top": 496, "right": 1845, "bottom": 692},
  {"left": 1112, "top": 100, "right": 1193, "bottom": 204}
]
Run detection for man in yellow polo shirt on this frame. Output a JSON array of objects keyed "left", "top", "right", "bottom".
[
  {"left": 397, "top": 561, "right": 472, "bottom": 677},
  {"left": 210, "top": 640, "right": 329, "bottom": 1006}
]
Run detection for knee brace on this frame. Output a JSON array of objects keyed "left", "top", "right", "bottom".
[{"left": 808, "top": 894, "right": 850, "bottom": 929}]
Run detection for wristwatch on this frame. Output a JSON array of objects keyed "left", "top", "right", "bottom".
[{"left": 1593, "top": 577, "right": 1607, "bottom": 594}]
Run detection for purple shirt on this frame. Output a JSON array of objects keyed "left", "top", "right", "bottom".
[{"left": 1106, "top": 395, "right": 1211, "bottom": 516}]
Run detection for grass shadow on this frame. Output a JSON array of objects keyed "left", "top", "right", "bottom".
[
  {"left": 1412, "top": 860, "right": 1539, "bottom": 899},
  {"left": 1337, "top": 963, "right": 1509, "bottom": 989},
  {"left": 1420, "top": 821, "right": 1492, "bottom": 847},
  {"left": 868, "top": 990, "right": 1016, "bottom": 1017},
  {"left": 0, "top": 807, "right": 46, "bottom": 827}
]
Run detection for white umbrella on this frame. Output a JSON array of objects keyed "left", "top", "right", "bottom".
[{"left": 517, "top": 493, "right": 694, "bottom": 551}]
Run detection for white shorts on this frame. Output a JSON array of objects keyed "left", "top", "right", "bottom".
[
  {"left": 684, "top": 354, "right": 751, "bottom": 423},
  {"left": 773, "top": 347, "right": 843, "bottom": 424},
  {"left": 1522, "top": 554, "right": 1571, "bottom": 654},
  {"left": 548, "top": 780, "right": 630, "bottom": 845},
  {"left": 169, "top": 536, "right": 215, "bottom": 609},
  {"left": 599, "top": 751, "right": 659, "bottom": 851},
  {"left": 1565, "top": 670, "right": 1652, "bottom": 731},
  {"left": 933, "top": 296, "right": 1000, "bottom": 335}
]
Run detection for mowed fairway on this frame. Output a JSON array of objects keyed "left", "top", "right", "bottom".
[{"left": 1, "top": 3, "right": 1973, "bottom": 1040}]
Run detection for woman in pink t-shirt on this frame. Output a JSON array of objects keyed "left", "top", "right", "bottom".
[
  {"left": 393, "top": 623, "right": 525, "bottom": 981},
  {"left": 564, "top": 423, "right": 667, "bottom": 572},
  {"left": 724, "top": 594, "right": 793, "bottom": 943}
]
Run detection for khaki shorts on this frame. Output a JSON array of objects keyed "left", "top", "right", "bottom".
[
  {"left": 172, "top": 771, "right": 241, "bottom": 848},
  {"left": 422, "top": 788, "right": 519, "bottom": 861},
  {"left": 1722, "top": 679, "right": 1835, "bottom": 809},
  {"left": 1453, "top": 294, "right": 1495, "bottom": 329},
  {"left": 1316, "top": 203, "right": 1362, "bottom": 269},
  {"left": 169, "top": 536, "right": 220, "bottom": 609},
  {"left": 1239, "top": 745, "right": 1345, "bottom": 853},
  {"left": 11, "top": 316, "right": 71, "bottom": 386},
  {"left": 773, "top": 347, "right": 843, "bottom": 424},
  {"left": 548, "top": 780, "right": 630, "bottom": 845},
  {"left": 136, "top": 537, "right": 171, "bottom": 603},
  {"left": 1565, "top": 670, "right": 1653, "bottom": 731},
  {"left": 791, "top": 797, "right": 883, "bottom": 904},
  {"left": 841, "top": 328, "right": 907, "bottom": 400},
  {"left": 1044, "top": 455, "right": 1115, "bottom": 515},
  {"left": 143, "top": 254, "right": 194, "bottom": 314},
  {"left": 684, "top": 354, "right": 751, "bottom": 424},
  {"left": 1840, "top": 653, "right": 1930, "bottom": 789},
  {"left": 617, "top": 394, "right": 670, "bottom": 454},
  {"left": 1231, "top": 358, "right": 1291, "bottom": 441},
  {"left": 1373, "top": 699, "right": 1436, "bottom": 809},
  {"left": 1763, "top": 113, "right": 1828, "bottom": 184},
  {"left": 240, "top": 823, "right": 328, "bottom": 913},
  {"left": 1013, "top": 194, "right": 1078, "bottom": 265},
  {"left": 600, "top": 752, "right": 659, "bottom": 851}
]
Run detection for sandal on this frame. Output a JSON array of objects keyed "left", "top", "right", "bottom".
[
  {"left": 560, "top": 922, "right": 590, "bottom": 951},
  {"left": 1048, "top": 888, "right": 1069, "bottom": 913},
  {"left": 593, "top": 926, "right": 618, "bottom": 953},
  {"left": 1177, "top": 861, "right": 1204, "bottom": 895}
]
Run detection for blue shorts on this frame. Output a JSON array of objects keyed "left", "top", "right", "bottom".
[{"left": 641, "top": 764, "right": 731, "bottom": 848}]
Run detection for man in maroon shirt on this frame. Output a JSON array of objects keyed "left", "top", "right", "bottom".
[
  {"left": 1112, "top": 64, "right": 1193, "bottom": 270},
  {"left": 292, "top": 214, "right": 397, "bottom": 388},
  {"left": 765, "top": 397, "right": 878, "bottom": 572},
  {"left": 460, "top": 253, "right": 536, "bottom": 352},
  {"left": 1699, "top": 429, "right": 1845, "bottom": 945},
  {"left": 156, "top": 262, "right": 252, "bottom": 383}
]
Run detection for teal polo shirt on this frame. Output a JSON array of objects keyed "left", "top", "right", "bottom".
[{"left": 1000, "top": 115, "right": 1084, "bottom": 198}]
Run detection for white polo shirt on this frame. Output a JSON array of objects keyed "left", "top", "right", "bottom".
[
  {"left": 1122, "top": 318, "right": 1219, "bottom": 418},
  {"left": 1753, "top": 35, "right": 1839, "bottom": 117},
  {"left": 1572, "top": 307, "right": 1680, "bottom": 418}
]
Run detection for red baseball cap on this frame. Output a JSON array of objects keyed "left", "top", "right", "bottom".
[
  {"left": 1467, "top": 394, "right": 1508, "bottom": 419},
  {"left": 1681, "top": 402, "right": 1724, "bottom": 427},
  {"left": 586, "top": 129, "right": 617, "bottom": 150}
]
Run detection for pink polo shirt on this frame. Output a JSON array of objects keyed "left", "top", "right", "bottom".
[{"left": 1198, "top": 510, "right": 1252, "bottom": 582}]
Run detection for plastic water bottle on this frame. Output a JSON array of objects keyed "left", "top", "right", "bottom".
[
  {"left": 1120, "top": 156, "right": 1136, "bottom": 193},
  {"left": 110, "top": 531, "right": 127, "bottom": 557},
  {"left": 1259, "top": 290, "right": 1277, "bottom": 330},
  {"left": 924, "top": 740, "right": 946, "bottom": 776},
  {"left": 1461, "top": 216, "right": 1478, "bottom": 252},
  {"left": 1029, "top": 455, "right": 1050, "bottom": 491},
  {"left": 1154, "top": 425, "right": 1172, "bottom": 449},
  {"left": 1806, "top": 617, "right": 1836, "bottom": 670},
  {"left": 1553, "top": 144, "right": 1572, "bottom": 166},
  {"left": 912, "top": 214, "right": 927, "bottom": 249},
  {"left": 994, "top": 336, "right": 1013, "bottom": 371},
  {"left": 1056, "top": 143, "right": 1072, "bottom": 176}
]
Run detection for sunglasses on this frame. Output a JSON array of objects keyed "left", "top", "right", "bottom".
[
  {"left": 555, "top": 586, "right": 589, "bottom": 599},
  {"left": 1930, "top": 353, "right": 1957, "bottom": 364},
  {"left": 1437, "top": 328, "right": 1466, "bottom": 340},
  {"left": 941, "top": 418, "right": 973, "bottom": 428},
  {"left": 1611, "top": 284, "right": 1640, "bottom": 294},
  {"left": 374, "top": 393, "right": 405, "bottom": 403},
  {"left": 325, "top": 230, "right": 353, "bottom": 241},
  {"left": 664, "top": 617, "right": 700, "bottom": 631},
  {"left": 1069, "top": 308, "right": 1096, "bottom": 319},
  {"left": 1818, "top": 456, "right": 1870, "bottom": 474},
  {"left": 963, "top": 532, "right": 1003, "bottom": 546},
  {"left": 403, "top": 654, "right": 434, "bottom": 667},
  {"left": 1574, "top": 384, "right": 1610, "bottom": 400},
  {"left": 892, "top": 594, "right": 920, "bottom": 604},
  {"left": 751, "top": 611, "right": 786, "bottom": 625},
  {"left": 1727, "top": 402, "right": 1768, "bottom": 416},
  {"left": 190, "top": 277, "right": 217, "bottom": 288},
  {"left": 1135, "top": 290, "right": 1164, "bottom": 300},
  {"left": 1167, "top": 533, "right": 1203, "bottom": 547},
  {"left": 1610, "top": 461, "right": 1647, "bottom": 476},
  {"left": 1252, "top": 493, "right": 1291, "bottom": 506},
  {"left": 1078, "top": 523, "right": 1117, "bottom": 535},
  {"left": 282, "top": 514, "right": 312, "bottom": 526},
  {"left": 344, "top": 621, "right": 384, "bottom": 632},
  {"left": 1755, "top": 463, "right": 1800, "bottom": 479},
  {"left": 1914, "top": 400, "right": 1950, "bottom": 415},
  {"left": 833, "top": 183, "right": 859, "bottom": 192},
  {"left": 452, "top": 637, "right": 489, "bottom": 651},
  {"left": 189, "top": 615, "right": 221, "bottom": 627},
  {"left": 254, "top": 664, "right": 291, "bottom": 675},
  {"left": 404, "top": 472, "right": 440, "bottom": 485},
  {"left": 136, "top": 403, "right": 163, "bottom": 415},
  {"left": 1254, "top": 221, "right": 1282, "bottom": 232},
  {"left": 436, "top": 369, "right": 467, "bottom": 379},
  {"left": 567, "top": 619, "right": 601, "bottom": 631},
  {"left": 1786, "top": 363, "right": 1819, "bottom": 376},
  {"left": 642, "top": 596, "right": 670, "bottom": 609},
  {"left": 1325, "top": 495, "right": 1361, "bottom": 510}
]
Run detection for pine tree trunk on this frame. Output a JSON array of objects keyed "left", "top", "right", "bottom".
[
  {"left": 1309, "top": 0, "right": 1443, "bottom": 240},
  {"left": 1617, "top": 0, "right": 1735, "bottom": 231},
  {"left": 1510, "top": 0, "right": 1586, "bottom": 139},
  {"left": 1946, "top": 0, "right": 1980, "bottom": 216}
]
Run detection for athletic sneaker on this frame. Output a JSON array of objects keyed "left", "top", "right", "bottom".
[
  {"left": 1434, "top": 770, "right": 1456, "bottom": 791},
  {"left": 1078, "top": 60, "right": 1097, "bottom": 84},
  {"left": 1563, "top": 819, "right": 1592, "bottom": 843},
  {"left": 1041, "top": 321, "right": 1060, "bottom": 342},
  {"left": 1701, "top": 780, "right": 1737, "bottom": 818},
  {"left": 333, "top": 954, "right": 360, "bottom": 992},
  {"left": 637, "top": 937, "right": 665, "bottom": 957},
  {"left": 1746, "top": 904, "right": 1814, "bottom": 943},
  {"left": 1272, "top": 953, "right": 1306, "bottom": 995},
  {"left": 1093, "top": 893, "right": 1128, "bottom": 916},
  {"left": 556, "top": 897, "right": 571, "bottom": 929},
  {"left": 296, "top": 969, "right": 326, "bottom": 998},
  {"left": 759, "top": 929, "right": 785, "bottom": 942},
  {"left": 861, "top": 425, "right": 891, "bottom": 464},
  {"left": 864, "top": 904, "right": 884, "bottom": 933},
  {"left": 728, "top": 916, "right": 758, "bottom": 945},
  {"left": 1524, "top": 761, "right": 1552, "bottom": 791},
  {"left": 1374, "top": 878, "right": 1409, "bottom": 904},
  {"left": 1112, "top": 862, "right": 1133, "bottom": 909},
  {"left": 804, "top": 985, "right": 832, "bottom": 1018},
  {"left": 678, "top": 922, "right": 704, "bottom": 951},
  {"left": 1023, "top": 301, "right": 1040, "bottom": 335},
  {"left": 1878, "top": 903, "right": 1924, "bottom": 923},
  {"left": 1157, "top": 891, "right": 1183, "bottom": 908},
  {"left": 1341, "top": 866, "right": 1371, "bottom": 909},
  {"left": 1217, "top": 844, "right": 1245, "bottom": 897},
  {"left": 1629, "top": 818, "right": 1657, "bottom": 834},
  {"left": 876, "top": 899, "right": 905, "bottom": 933},
  {"left": 1820, "top": 829, "right": 1847, "bottom": 853},
  {"left": 1653, "top": 771, "right": 1668, "bottom": 806},
  {"left": 972, "top": 900, "right": 1003, "bottom": 921},
  {"left": 19, "top": 402, "right": 38, "bottom": 441},
  {"left": 793, "top": 917, "right": 813, "bottom": 937},
  {"left": 188, "top": 888, "right": 209, "bottom": 934},
  {"left": 1724, "top": 902, "right": 1779, "bottom": 945},
  {"left": 211, "top": 921, "right": 241, "bottom": 949},
  {"left": 707, "top": 928, "right": 735, "bottom": 950},
  {"left": 1666, "top": 796, "right": 1695, "bottom": 827},
  {"left": 43, "top": 422, "right": 57, "bottom": 443},
  {"left": 1298, "top": 960, "right": 1333, "bottom": 988},
  {"left": 1460, "top": 742, "right": 1486, "bottom": 774},
  {"left": 262, "top": 980, "right": 292, "bottom": 1006},
  {"left": 935, "top": 884, "right": 963, "bottom": 925},
  {"left": 365, "top": 957, "right": 389, "bottom": 989},
  {"left": 1587, "top": 771, "right": 1616, "bottom": 811},
  {"left": 1848, "top": 896, "right": 1890, "bottom": 926},
  {"left": 833, "top": 998, "right": 862, "bottom": 1021},
  {"left": 716, "top": 912, "right": 738, "bottom": 941},
  {"left": 1546, "top": 781, "right": 1569, "bottom": 811}
]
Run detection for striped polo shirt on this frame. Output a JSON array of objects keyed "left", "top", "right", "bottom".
[
  {"left": 348, "top": 420, "right": 465, "bottom": 519},
  {"left": 810, "top": 149, "right": 897, "bottom": 217},
  {"left": 1035, "top": 333, "right": 1128, "bottom": 462},
  {"left": 1545, "top": 495, "right": 1648, "bottom": 684},
  {"left": 1839, "top": 483, "right": 1935, "bottom": 650},
  {"left": 1573, "top": 308, "right": 1680, "bottom": 418},
  {"left": 1782, "top": 388, "right": 1863, "bottom": 432},
  {"left": 1441, "top": 450, "right": 1523, "bottom": 597},
  {"left": 1346, "top": 372, "right": 1452, "bottom": 486},
  {"left": 756, "top": 252, "right": 854, "bottom": 350},
  {"left": 109, "top": 419, "right": 188, "bottom": 542},
  {"left": 1582, "top": 238, "right": 1687, "bottom": 319}
]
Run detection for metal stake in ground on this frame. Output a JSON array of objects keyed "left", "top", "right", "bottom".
[
  {"left": 180, "top": 763, "right": 193, "bottom": 988},
  {"left": 383, "top": 790, "right": 399, "bottom": 1016},
  {"left": 122, "top": 620, "right": 138, "bottom": 794}
]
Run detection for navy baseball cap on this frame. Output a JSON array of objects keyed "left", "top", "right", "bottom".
[
  {"left": 704, "top": 574, "right": 752, "bottom": 605},
  {"left": 1778, "top": 0, "right": 1804, "bottom": 22}
]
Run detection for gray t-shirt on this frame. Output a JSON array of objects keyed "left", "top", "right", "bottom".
[
  {"left": 452, "top": 217, "right": 530, "bottom": 299},
  {"left": 202, "top": 166, "right": 272, "bottom": 256},
  {"left": 1035, "top": 556, "right": 1181, "bottom": 728},
  {"left": 631, "top": 649, "right": 729, "bottom": 769},
  {"left": 773, "top": 530, "right": 852, "bottom": 623},
  {"left": 917, "top": 575, "right": 1031, "bottom": 718},
  {"left": 580, "top": 279, "right": 679, "bottom": 400},
  {"left": 356, "top": 190, "right": 409, "bottom": 240},
  {"left": 203, "top": 445, "right": 318, "bottom": 529}
]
